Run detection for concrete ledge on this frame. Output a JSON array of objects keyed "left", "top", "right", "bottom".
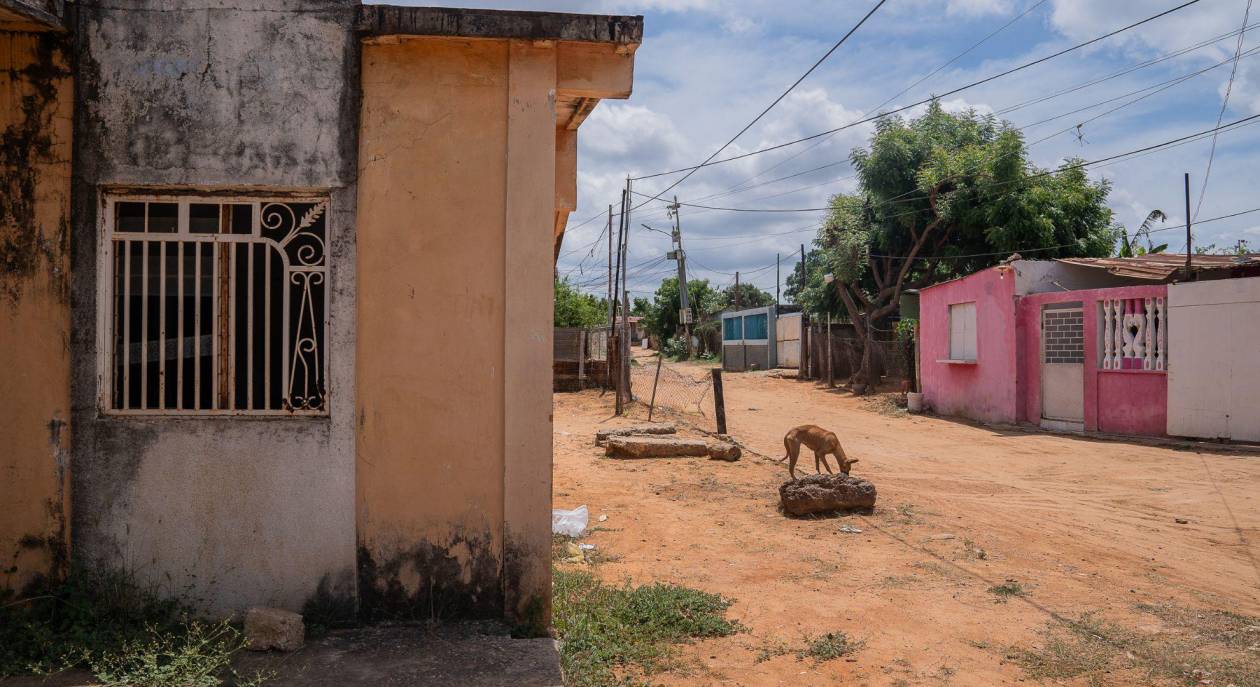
[
  {"left": 358, "top": 5, "right": 643, "bottom": 47},
  {"left": 605, "top": 436, "right": 710, "bottom": 459},
  {"left": 594, "top": 423, "right": 677, "bottom": 445}
]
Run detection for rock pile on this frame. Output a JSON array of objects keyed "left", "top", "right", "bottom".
[{"left": 778, "top": 474, "right": 877, "bottom": 516}]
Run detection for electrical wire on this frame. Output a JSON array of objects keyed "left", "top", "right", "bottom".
[
  {"left": 631, "top": 0, "right": 1205, "bottom": 182},
  {"left": 1195, "top": 0, "right": 1254, "bottom": 219}
]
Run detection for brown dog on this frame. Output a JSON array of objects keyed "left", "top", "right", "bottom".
[{"left": 781, "top": 425, "right": 857, "bottom": 480}]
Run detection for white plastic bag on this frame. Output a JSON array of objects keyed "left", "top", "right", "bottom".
[{"left": 552, "top": 505, "right": 589, "bottom": 537}]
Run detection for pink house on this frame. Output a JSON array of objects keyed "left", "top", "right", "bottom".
[{"left": 918, "top": 256, "right": 1260, "bottom": 438}]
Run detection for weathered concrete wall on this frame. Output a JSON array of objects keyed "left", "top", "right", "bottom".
[
  {"left": 355, "top": 35, "right": 555, "bottom": 628},
  {"left": 69, "top": 0, "right": 359, "bottom": 617},
  {"left": 0, "top": 28, "right": 72, "bottom": 594}
]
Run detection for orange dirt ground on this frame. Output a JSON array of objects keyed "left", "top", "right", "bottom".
[{"left": 552, "top": 365, "right": 1260, "bottom": 686}]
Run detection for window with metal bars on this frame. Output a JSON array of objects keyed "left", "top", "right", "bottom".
[{"left": 102, "top": 194, "right": 329, "bottom": 414}]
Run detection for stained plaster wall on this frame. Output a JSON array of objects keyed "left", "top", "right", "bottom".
[
  {"left": 0, "top": 26, "right": 72, "bottom": 594},
  {"left": 355, "top": 35, "right": 555, "bottom": 628},
  {"left": 68, "top": 0, "right": 359, "bottom": 617}
]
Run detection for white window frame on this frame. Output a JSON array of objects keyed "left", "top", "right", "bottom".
[
  {"left": 947, "top": 301, "right": 977, "bottom": 362},
  {"left": 97, "top": 192, "right": 330, "bottom": 416}
]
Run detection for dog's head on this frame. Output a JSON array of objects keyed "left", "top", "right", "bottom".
[{"left": 840, "top": 458, "right": 859, "bottom": 475}]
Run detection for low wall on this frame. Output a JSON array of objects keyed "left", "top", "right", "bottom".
[{"left": 1017, "top": 284, "right": 1167, "bottom": 436}]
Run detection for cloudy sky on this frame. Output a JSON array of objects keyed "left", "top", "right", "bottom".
[{"left": 386, "top": 0, "right": 1260, "bottom": 299}]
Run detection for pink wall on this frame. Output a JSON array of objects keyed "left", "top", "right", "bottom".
[
  {"left": 919, "top": 268, "right": 1020, "bottom": 424},
  {"left": 1017, "top": 285, "right": 1167, "bottom": 436}
]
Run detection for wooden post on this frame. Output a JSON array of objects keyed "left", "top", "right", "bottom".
[
  {"left": 648, "top": 352, "right": 663, "bottom": 421},
  {"left": 711, "top": 368, "right": 727, "bottom": 434},
  {"left": 826, "top": 313, "right": 834, "bottom": 387},
  {"left": 577, "top": 329, "right": 586, "bottom": 389},
  {"left": 1184, "top": 172, "right": 1193, "bottom": 279}
]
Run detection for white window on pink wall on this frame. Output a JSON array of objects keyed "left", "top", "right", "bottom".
[
  {"left": 948, "top": 302, "right": 977, "bottom": 361},
  {"left": 1100, "top": 297, "right": 1167, "bottom": 371}
]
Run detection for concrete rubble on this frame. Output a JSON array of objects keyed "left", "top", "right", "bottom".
[
  {"left": 244, "top": 607, "right": 305, "bottom": 652},
  {"left": 594, "top": 423, "right": 678, "bottom": 446},
  {"left": 779, "top": 474, "right": 877, "bottom": 517}
]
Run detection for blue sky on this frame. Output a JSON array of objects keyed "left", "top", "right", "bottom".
[{"left": 381, "top": 0, "right": 1260, "bottom": 299}]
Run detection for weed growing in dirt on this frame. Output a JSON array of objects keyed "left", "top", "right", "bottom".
[
  {"left": 0, "top": 568, "right": 265, "bottom": 686},
  {"left": 552, "top": 568, "right": 740, "bottom": 687},
  {"left": 1008, "top": 607, "right": 1260, "bottom": 687},
  {"left": 961, "top": 538, "right": 988, "bottom": 560},
  {"left": 752, "top": 636, "right": 792, "bottom": 664},
  {"left": 861, "top": 393, "right": 908, "bottom": 417},
  {"left": 893, "top": 503, "right": 921, "bottom": 525},
  {"left": 987, "top": 579, "right": 1026, "bottom": 602},
  {"left": 797, "top": 631, "right": 861, "bottom": 662}
]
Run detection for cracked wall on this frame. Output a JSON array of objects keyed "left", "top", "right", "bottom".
[
  {"left": 0, "top": 28, "right": 72, "bottom": 596},
  {"left": 68, "top": 0, "right": 359, "bottom": 617}
]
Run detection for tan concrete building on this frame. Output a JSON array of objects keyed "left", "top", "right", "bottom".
[{"left": 0, "top": 0, "right": 641, "bottom": 630}]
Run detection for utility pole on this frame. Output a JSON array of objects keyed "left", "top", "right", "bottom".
[
  {"left": 612, "top": 190, "right": 627, "bottom": 412},
  {"left": 621, "top": 179, "right": 632, "bottom": 402},
  {"left": 667, "top": 195, "right": 692, "bottom": 358},
  {"left": 799, "top": 243, "right": 809, "bottom": 379},
  {"left": 734, "top": 271, "right": 741, "bottom": 310},
  {"left": 1184, "top": 172, "right": 1193, "bottom": 279},
  {"left": 606, "top": 204, "right": 613, "bottom": 326},
  {"left": 775, "top": 253, "right": 780, "bottom": 306}
]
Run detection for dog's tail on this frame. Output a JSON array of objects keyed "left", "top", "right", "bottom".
[{"left": 778, "top": 434, "right": 792, "bottom": 462}]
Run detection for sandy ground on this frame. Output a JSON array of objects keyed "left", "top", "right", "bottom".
[{"left": 553, "top": 364, "right": 1260, "bottom": 686}]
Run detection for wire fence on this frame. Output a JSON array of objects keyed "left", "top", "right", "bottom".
[{"left": 629, "top": 356, "right": 714, "bottom": 418}]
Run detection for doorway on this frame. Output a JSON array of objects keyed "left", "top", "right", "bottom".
[{"left": 1040, "top": 304, "right": 1084, "bottom": 431}]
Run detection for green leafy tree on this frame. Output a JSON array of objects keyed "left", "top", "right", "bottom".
[
  {"left": 719, "top": 282, "right": 774, "bottom": 310},
  {"left": 642, "top": 277, "right": 721, "bottom": 343},
  {"left": 631, "top": 297, "right": 652, "bottom": 317},
  {"left": 1118, "top": 210, "right": 1168, "bottom": 257},
  {"left": 554, "top": 278, "right": 607, "bottom": 328},
  {"left": 822, "top": 101, "right": 1118, "bottom": 391},
  {"left": 784, "top": 248, "right": 846, "bottom": 318}
]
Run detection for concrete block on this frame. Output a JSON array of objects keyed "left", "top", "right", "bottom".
[
  {"left": 594, "top": 423, "right": 677, "bottom": 445},
  {"left": 604, "top": 436, "right": 709, "bottom": 458},
  {"left": 245, "top": 607, "right": 305, "bottom": 652}
]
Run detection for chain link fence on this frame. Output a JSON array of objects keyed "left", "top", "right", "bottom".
[{"left": 628, "top": 356, "right": 713, "bottom": 418}]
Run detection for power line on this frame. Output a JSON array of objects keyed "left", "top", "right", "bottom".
[
  {"left": 632, "top": 0, "right": 1205, "bottom": 181},
  {"left": 628, "top": 0, "right": 888, "bottom": 209},
  {"left": 1195, "top": 0, "right": 1254, "bottom": 219}
]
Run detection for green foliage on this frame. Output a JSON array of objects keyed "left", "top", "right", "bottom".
[
  {"left": 631, "top": 297, "right": 651, "bottom": 317},
  {"left": 719, "top": 282, "right": 774, "bottom": 310},
  {"left": 894, "top": 318, "right": 917, "bottom": 343},
  {"left": 1118, "top": 210, "right": 1168, "bottom": 257},
  {"left": 641, "top": 277, "right": 721, "bottom": 343},
  {"left": 0, "top": 568, "right": 263, "bottom": 686},
  {"left": 987, "top": 579, "right": 1027, "bottom": 602},
  {"left": 783, "top": 248, "right": 846, "bottom": 318},
  {"left": 552, "top": 568, "right": 740, "bottom": 687},
  {"left": 798, "top": 631, "right": 860, "bottom": 663},
  {"left": 555, "top": 278, "right": 608, "bottom": 328},
  {"left": 659, "top": 336, "right": 688, "bottom": 360}
]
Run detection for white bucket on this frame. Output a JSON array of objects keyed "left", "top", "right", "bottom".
[{"left": 906, "top": 392, "right": 924, "bottom": 413}]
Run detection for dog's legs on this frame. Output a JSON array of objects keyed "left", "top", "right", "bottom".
[
  {"left": 785, "top": 438, "right": 800, "bottom": 480},
  {"left": 815, "top": 449, "right": 833, "bottom": 474}
]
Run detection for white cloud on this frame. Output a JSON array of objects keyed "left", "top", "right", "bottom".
[{"left": 946, "top": 0, "right": 1013, "bottom": 18}]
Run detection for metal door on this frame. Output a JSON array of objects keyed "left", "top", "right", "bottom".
[{"left": 1041, "top": 305, "right": 1084, "bottom": 428}]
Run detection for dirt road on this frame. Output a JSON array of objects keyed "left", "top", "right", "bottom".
[{"left": 553, "top": 367, "right": 1260, "bottom": 685}]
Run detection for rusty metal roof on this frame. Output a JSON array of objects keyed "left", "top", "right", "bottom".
[{"left": 1056, "top": 254, "right": 1260, "bottom": 281}]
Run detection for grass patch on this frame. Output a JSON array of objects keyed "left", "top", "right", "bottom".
[
  {"left": 1008, "top": 607, "right": 1260, "bottom": 687},
  {"left": 987, "top": 579, "right": 1026, "bottom": 602},
  {"left": 552, "top": 568, "right": 740, "bottom": 687},
  {"left": 798, "top": 631, "right": 860, "bottom": 663},
  {"left": 0, "top": 568, "right": 265, "bottom": 686}
]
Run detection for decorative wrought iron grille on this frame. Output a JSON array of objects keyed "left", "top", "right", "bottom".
[{"left": 100, "top": 194, "right": 329, "bottom": 414}]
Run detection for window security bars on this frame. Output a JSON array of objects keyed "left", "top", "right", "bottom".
[
  {"left": 101, "top": 195, "right": 329, "bottom": 415},
  {"left": 1101, "top": 297, "right": 1166, "bottom": 371}
]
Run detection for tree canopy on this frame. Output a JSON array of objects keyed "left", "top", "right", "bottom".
[
  {"left": 817, "top": 101, "right": 1119, "bottom": 388},
  {"left": 642, "top": 277, "right": 721, "bottom": 343},
  {"left": 719, "top": 282, "right": 774, "bottom": 311},
  {"left": 554, "top": 278, "right": 607, "bottom": 328}
]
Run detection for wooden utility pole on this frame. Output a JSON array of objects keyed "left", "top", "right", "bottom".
[
  {"left": 621, "top": 179, "right": 632, "bottom": 401},
  {"left": 799, "top": 243, "right": 809, "bottom": 379},
  {"left": 606, "top": 204, "right": 613, "bottom": 325},
  {"left": 1184, "top": 172, "right": 1193, "bottom": 279},
  {"left": 668, "top": 196, "right": 692, "bottom": 358},
  {"left": 775, "top": 253, "right": 780, "bottom": 305},
  {"left": 612, "top": 189, "right": 627, "bottom": 413},
  {"left": 734, "top": 271, "right": 741, "bottom": 310}
]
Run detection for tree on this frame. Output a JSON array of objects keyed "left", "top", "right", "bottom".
[
  {"left": 631, "top": 297, "right": 652, "bottom": 317},
  {"left": 784, "top": 247, "right": 846, "bottom": 318},
  {"left": 821, "top": 101, "right": 1118, "bottom": 392},
  {"left": 642, "top": 277, "right": 721, "bottom": 343},
  {"left": 1118, "top": 210, "right": 1168, "bottom": 257},
  {"left": 554, "top": 278, "right": 607, "bottom": 328},
  {"left": 719, "top": 282, "right": 774, "bottom": 310}
]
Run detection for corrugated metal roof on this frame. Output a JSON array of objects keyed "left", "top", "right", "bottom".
[{"left": 1055, "top": 254, "right": 1260, "bottom": 281}]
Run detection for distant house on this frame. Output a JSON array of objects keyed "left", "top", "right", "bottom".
[
  {"left": 0, "top": 0, "right": 642, "bottom": 629},
  {"left": 919, "top": 256, "right": 1260, "bottom": 441}
]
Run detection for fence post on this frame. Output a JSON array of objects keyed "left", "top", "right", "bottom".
[
  {"left": 826, "top": 314, "right": 834, "bottom": 387},
  {"left": 578, "top": 329, "right": 586, "bottom": 389},
  {"left": 711, "top": 368, "right": 727, "bottom": 434},
  {"left": 648, "top": 353, "right": 663, "bottom": 421},
  {"left": 799, "top": 314, "right": 809, "bottom": 379}
]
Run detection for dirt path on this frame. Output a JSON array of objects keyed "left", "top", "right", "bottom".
[{"left": 553, "top": 369, "right": 1260, "bottom": 686}]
